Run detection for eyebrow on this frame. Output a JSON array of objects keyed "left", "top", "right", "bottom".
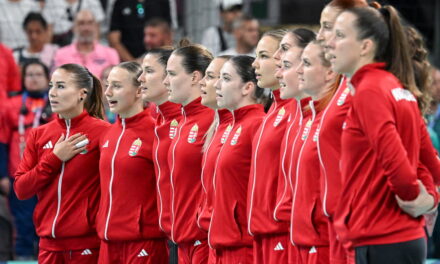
[
  {"left": 258, "top": 50, "right": 269, "bottom": 55},
  {"left": 222, "top": 73, "right": 232, "bottom": 78}
]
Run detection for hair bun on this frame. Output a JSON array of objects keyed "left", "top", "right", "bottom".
[
  {"left": 369, "top": 1, "right": 382, "bottom": 9},
  {"left": 178, "top": 38, "right": 192, "bottom": 48}
]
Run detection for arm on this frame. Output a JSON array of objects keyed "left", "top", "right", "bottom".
[
  {"left": 108, "top": 31, "right": 134, "bottom": 62},
  {"left": 355, "top": 88, "right": 419, "bottom": 200}
]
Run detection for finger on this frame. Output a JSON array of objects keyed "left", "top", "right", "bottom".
[
  {"left": 72, "top": 145, "right": 87, "bottom": 155},
  {"left": 67, "top": 133, "right": 83, "bottom": 142},
  {"left": 56, "top": 133, "right": 65, "bottom": 143},
  {"left": 71, "top": 136, "right": 88, "bottom": 146}
]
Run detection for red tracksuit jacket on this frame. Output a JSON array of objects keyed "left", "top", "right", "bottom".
[
  {"left": 153, "top": 101, "right": 182, "bottom": 235},
  {"left": 197, "top": 109, "right": 233, "bottom": 232},
  {"left": 209, "top": 104, "right": 265, "bottom": 248},
  {"left": 247, "top": 89, "right": 292, "bottom": 236},
  {"left": 290, "top": 100, "right": 329, "bottom": 247},
  {"left": 274, "top": 98, "right": 311, "bottom": 223},
  {"left": 14, "top": 111, "right": 109, "bottom": 251},
  {"left": 167, "top": 97, "right": 214, "bottom": 243},
  {"left": 334, "top": 63, "right": 432, "bottom": 247},
  {"left": 96, "top": 109, "right": 165, "bottom": 241}
]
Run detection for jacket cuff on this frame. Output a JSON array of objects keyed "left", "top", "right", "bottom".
[{"left": 41, "top": 152, "right": 63, "bottom": 174}]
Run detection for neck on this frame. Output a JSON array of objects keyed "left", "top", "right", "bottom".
[
  {"left": 58, "top": 106, "right": 83, "bottom": 120},
  {"left": 181, "top": 88, "right": 200, "bottom": 106},
  {"left": 119, "top": 104, "right": 144, "bottom": 119},
  {"left": 77, "top": 41, "right": 94, "bottom": 54},
  {"left": 236, "top": 42, "right": 253, "bottom": 54},
  {"left": 28, "top": 43, "right": 44, "bottom": 53},
  {"left": 153, "top": 93, "right": 170, "bottom": 106},
  {"left": 230, "top": 98, "right": 255, "bottom": 111}
]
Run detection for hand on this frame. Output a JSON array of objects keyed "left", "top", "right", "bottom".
[
  {"left": 53, "top": 133, "right": 88, "bottom": 162},
  {"left": 396, "top": 180, "right": 435, "bottom": 218},
  {"left": 0, "top": 177, "right": 10, "bottom": 196}
]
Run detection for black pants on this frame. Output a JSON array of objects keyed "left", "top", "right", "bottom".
[{"left": 355, "top": 238, "right": 426, "bottom": 264}]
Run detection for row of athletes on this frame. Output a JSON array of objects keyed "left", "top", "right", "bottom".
[{"left": 12, "top": 0, "right": 440, "bottom": 263}]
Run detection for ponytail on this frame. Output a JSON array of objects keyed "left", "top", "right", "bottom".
[{"left": 58, "top": 63, "right": 104, "bottom": 119}]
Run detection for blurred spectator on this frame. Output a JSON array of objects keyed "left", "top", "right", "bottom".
[
  {"left": 0, "top": 43, "right": 21, "bottom": 100},
  {"left": 13, "top": 12, "right": 58, "bottom": 70},
  {"left": 201, "top": 1, "right": 243, "bottom": 56},
  {"left": 108, "top": 0, "right": 170, "bottom": 61},
  {"left": 98, "top": 0, "right": 117, "bottom": 43},
  {"left": 429, "top": 67, "right": 440, "bottom": 147},
  {"left": 0, "top": 113, "right": 12, "bottom": 261},
  {"left": 0, "top": 0, "right": 41, "bottom": 50},
  {"left": 219, "top": 15, "right": 259, "bottom": 57},
  {"left": 3, "top": 60, "right": 52, "bottom": 260},
  {"left": 143, "top": 17, "right": 172, "bottom": 51},
  {"left": 43, "top": 0, "right": 104, "bottom": 46},
  {"left": 53, "top": 9, "right": 119, "bottom": 78}
]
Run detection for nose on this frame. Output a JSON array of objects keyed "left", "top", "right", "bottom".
[
  {"left": 274, "top": 66, "right": 283, "bottom": 80},
  {"left": 199, "top": 76, "right": 206, "bottom": 87},
  {"left": 104, "top": 85, "right": 112, "bottom": 97},
  {"left": 316, "top": 28, "right": 325, "bottom": 42},
  {"left": 273, "top": 47, "right": 282, "bottom": 61},
  {"left": 251, "top": 58, "right": 258, "bottom": 69},
  {"left": 163, "top": 74, "right": 170, "bottom": 87},
  {"left": 327, "top": 33, "right": 336, "bottom": 50},
  {"left": 296, "top": 61, "right": 304, "bottom": 75},
  {"left": 214, "top": 78, "right": 221, "bottom": 91},
  {"left": 138, "top": 71, "right": 145, "bottom": 84}
]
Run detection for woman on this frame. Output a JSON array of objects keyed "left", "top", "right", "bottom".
[
  {"left": 2, "top": 60, "right": 52, "bottom": 260},
  {"left": 97, "top": 62, "right": 168, "bottom": 263},
  {"left": 290, "top": 41, "right": 338, "bottom": 263},
  {"left": 328, "top": 6, "right": 436, "bottom": 263},
  {"left": 14, "top": 63, "right": 109, "bottom": 263},
  {"left": 247, "top": 29, "right": 292, "bottom": 264},
  {"left": 208, "top": 55, "right": 266, "bottom": 263},
  {"left": 164, "top": 40, "right": 214, "bottom": 263},
  {"left": 138, "top": 47, "right": 180, "bottom": 262},
  {"left": 197, "top": 55, "right": 232, "bottom": 263}
]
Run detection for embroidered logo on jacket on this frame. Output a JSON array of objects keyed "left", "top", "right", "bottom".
[
  {"left": 230, "top": 126, "right": 242, "bottom": 145},
  {"left": 301, "top": 120, "right": 313, "bottom": 141},
  {"left": 129, "top": 138, "right": 142, "bottom": 156},
  {"left": 169, "top": 119, "right": 179, "bottom": 139},
  {"left": 273, "top": 107, "right": 286, "bottom": 127},
  {"left": 42, "top": 140, "right": 53, "bottom": 149},
  {"left": 391, "top": 88, "right": 416, "bottom": 102},
  {"left": 221, "top": 124, "right": 233, "bottom": 144},
  {"left": 137, "top": 249, "right": 149, "bottom": 257},
  {"left": 274, "top": 242, "right": 285, "bottom": 251},
  {"left": 81, "top": 249, "right": 93, "bottom": 255},
  {"left": 337, "top": 88, "right": 350, "bottom": 106},
  {"left": 102, "top": 140, "right": 109, "bottom": 148},
  {"left": 187, "top": 124, "right": 199, "bottom": 143},
  {"left": 313, "top": 127, "right": 320, "bottom": 142}
]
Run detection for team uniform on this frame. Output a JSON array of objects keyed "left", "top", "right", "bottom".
[
  {"left": 97, "top": 109, "right": 168, "bottom": 264},
  {"left": 167, "top": 97, "right": 214, "bottom": 263},
  {"left": 208, "top": 104, "right": 265, "bottom": 263},
  {"left": 14, "top": 111, "right": 109, "bottom": 264},
  {"left": 334, "top": 63, "right": 437, "bottom": 263},
  {"left": 247, "top": 89, "right": 292, "bottom": 263},
  {"left": 290, "top": 100, "right": 329, "bottom": 264},
  {"left": 197, "top": 109, "right": 233, "bottom": 263}
]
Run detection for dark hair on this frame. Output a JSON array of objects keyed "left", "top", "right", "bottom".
[
  {"left": 345, "top": 6, "right": 420, "bottom": 99},
  {"left": 58, "top": 64, "right": 104, "bottom": 119},
  {"left": 229, "top": 55, "right": 270, "bottom": 108},
  {"left": 22, "top": 59, "right": 50, "bottom": 90},
  {"left": 289, "top": 28, "right": 316, "bottom": 49},
  {"left": 147, "top": 46, "right": 174, "bottom": 68},
  {"left": 406, "top": 26, "right": 432, "bottom": 114},
  {"left": 23, "top": 12, "right": 48, "bottom": 30},
  {"left": 327, "top": 0, "right": 368, "bottom": 10},
  {"left": 115, "top": 61, "right": 143, "bottom": 87},
  {"left": 173, "top": 39, "right": 214, "bottom": 76},
  {"left": 144, "top": 17, "right": 171, "bottom": 32},
  {"left": 263, "top": 29, "right": 287, "bottom": 43}
]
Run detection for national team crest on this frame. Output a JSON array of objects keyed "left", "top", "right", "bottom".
[
  {"left": 221, "top": 124, "right": 233, "bottom": 144},
  {"left": 301, "top": 120, "right": 313, "bottom": 141},
  {"left": 169, "top": 119, "right": 179, "bottom": 139},
  {"left": 273, "top": 107, "right": 286, "bottom": 127},
  {"left": 187, "top": 124, "right": 199, "bottom": 143},
  {"left": 337, "top": 88, "right": 350, "bottom": 106},
  {"left": 129, "top": 138, "right": 142, "bottom": 156},
  {"left": 230, "top": 126, "right": 242, "bottom": 145}
]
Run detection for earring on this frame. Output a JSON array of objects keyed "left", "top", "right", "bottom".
[{"left": 80, "top": 98, "right": 84, "bottom": 101}]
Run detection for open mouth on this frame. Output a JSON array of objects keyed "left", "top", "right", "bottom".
[{"left": 108, "top": 100, "right": 118, "bottom": 107}]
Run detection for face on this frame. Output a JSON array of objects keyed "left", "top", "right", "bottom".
[
  {"left": 200, "top": 58, "right": 227, "bottom": 109},
  {"left": 317, "top": 5, "right": 340, "bottom": 52},
  {"left": 273, "top": 33, "right": 296, "bottom": 65},
  {"left": 327, "top": 12, "right": 363, "bottom": 76},
  {"left": 144, "top": 26, "right": 169, "bottom": 50},
  {"left": 216, "top": 61, "right": 245, "bottom": 110},
  {"left": 297, "top": 43, "right": 329, "bottom": 98},
  {"left": 75, "top": 11, "right": 96, "bottom": 43},
  {"left": 49, "top": 69, "right": 85, "bottom": 115},
  {"left": 164, "top": 54, "right": 193, "bottom": 104},
  {"left": 105, "top": 67, "right": 141, "bottom": 117},
  {"left": 24, "top": 64, "right": 48, "bottom": 92},
  {"left": 240, "top": 20, "right": 260, "bottom": 48},
  {"left": 221, "top": 10, "right": 242, "bottom": 27},
  {"left": 139, "top": 53, "right": 168, "bottom": 104},
  {"left": 276, "top": 47, "right": 304, "bottom": 99},
  {"left": 25, "top": 21, "right": 47, "bottom": 48},
  {"left": 252, "top": 36, "right": 280, "bottom": 89}
]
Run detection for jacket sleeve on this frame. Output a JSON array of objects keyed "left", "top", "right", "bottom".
[
  {"left": 14, "top": 129, "right": 63, "bottom": 200},
  {"left": 417, "top": 162, "right": 439, "bottom": 208},
  {"left": 354, "top": 88, "right": 419, "bottom": 201},
  {"left": 419, "top": 119, "right": 440, "bottom": 185}
]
